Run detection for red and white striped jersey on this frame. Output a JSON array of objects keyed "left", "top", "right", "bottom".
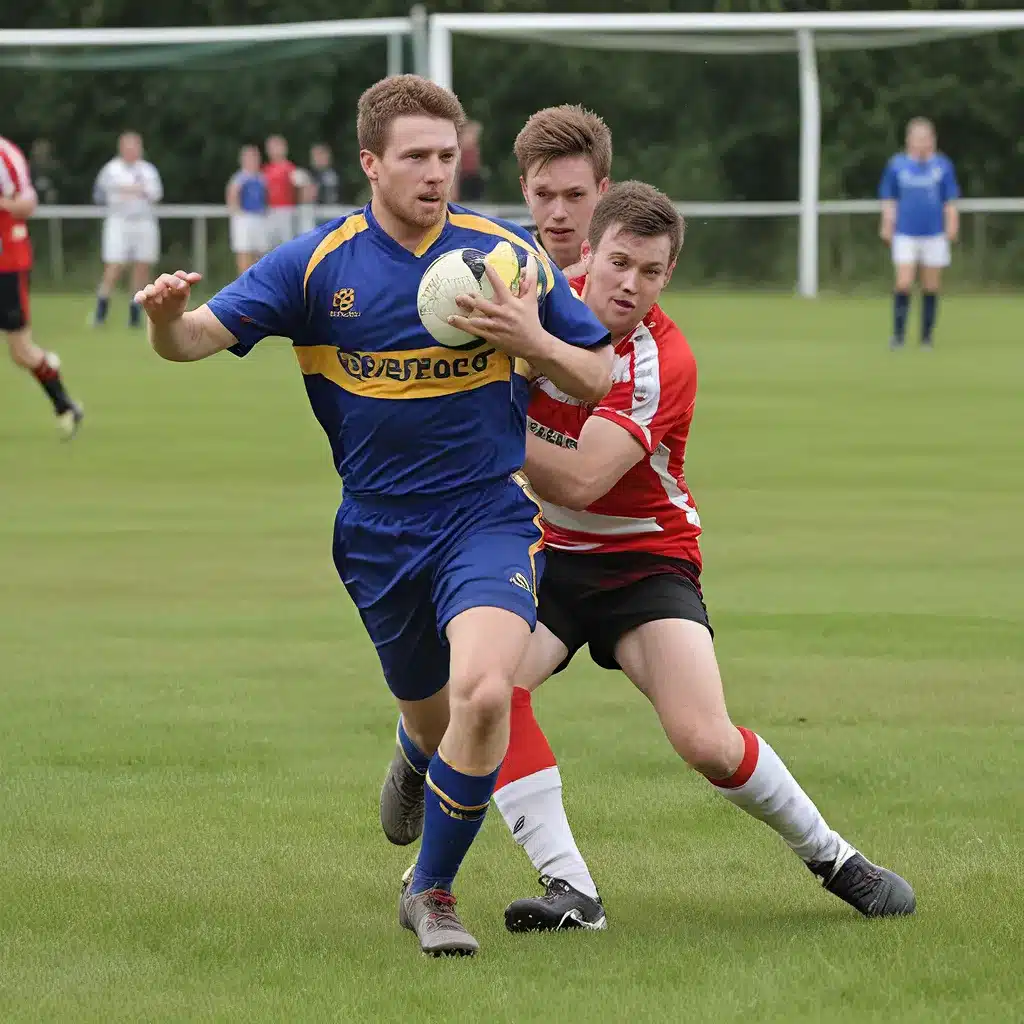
[
  {"left": 0, "top": 136, "right": 33, "bottom": 272},
  {"left": 527, "top": 283, "right": 703, "bottom": 565}
]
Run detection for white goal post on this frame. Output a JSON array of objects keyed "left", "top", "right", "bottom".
[{"left": 426, "top": 10, "right": 1024, "bottom": 298}]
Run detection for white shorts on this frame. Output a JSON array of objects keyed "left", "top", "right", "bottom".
[
  {"left": 264, "top": 207, "right": 296, "bottom": 250},
  {"left": 295, "top": 203, "right": 317, "bottom": 236},
  {"left": 102, "top": 216, "right": 160, "bottom": 264},
  {"left": 229, "top": 212, "right": 267, "bottom": 255},
  {"left": 892, "top": 234, "right": 950, "bottom": 268}
]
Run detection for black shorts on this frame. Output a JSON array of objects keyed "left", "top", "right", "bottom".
[
  {"left": 0, "top": 270, "right": 30, "bottom": 331},
  {"left": 537, "top": 549, "right": 712, "bottom": 673}
]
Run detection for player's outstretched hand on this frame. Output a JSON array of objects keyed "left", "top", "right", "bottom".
[
  {"left": 133, "top": 270, "right": 202, "bottom": 324},
  {"left": 449, "top": 258, "right": 545, "bottom": 359}
]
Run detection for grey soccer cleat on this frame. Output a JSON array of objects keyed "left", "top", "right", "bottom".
[
  {"left": 399, "top": 866, "right": 480, "bottom": 957},
  {"left": 808, "top": 850, "right": 916, "bottom": 918},
  {"left": 57, "top": 401, "right": 84, "bottom": 441},
  {"left": 380, "top": 743, "right": 426, "bottom": 846}
]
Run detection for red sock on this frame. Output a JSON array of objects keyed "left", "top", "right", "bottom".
[
  {"left": 32, "top": 352, "right": 59, "bottom": 383},
  {"left": 496, "top": 687, "right": 557, "bottom": 791}
]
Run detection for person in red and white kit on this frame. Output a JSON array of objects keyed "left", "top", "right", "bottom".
[
  {"left": 495, "top": 181, "right": 916, "bottom": 931},
  {"left": 262, "top": 135, "right": 310, "bottom": 250},
  {"left": 0, "top": 134, "right": 83, "bottom": 437}
]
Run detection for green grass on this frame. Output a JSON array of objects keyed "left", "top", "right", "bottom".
[{"left": 2, "top": 293, "right": 1022, "bottom": 1022}]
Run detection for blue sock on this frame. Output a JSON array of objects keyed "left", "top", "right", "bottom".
[
  {"left": 893, "top": 292, "right": 910, "bottom": 341},
  {"left": 411, "top": 753, "right": 500, "bottom": 894},
  {"left": 396, "top": 716, "right": 430, "bottom": 775},
  {"left": 129, "top": 300, "right": 142, "bottom": 327},
  {"left": 95, "top": 294, "right": 109, "bottom": 323},
  {"left": 921, "top": 292, "right": 938, "bottom": 342}
]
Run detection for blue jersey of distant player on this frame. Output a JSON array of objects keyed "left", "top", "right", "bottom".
[
  {"left": 229, "top": 170, "right": 268, "bottom": 214},
  {"left": 207, "top": 201, "right": 608, "bottom": 499},
  {"left": 878, "top": 153, "right": 959, "bottom": 237}
]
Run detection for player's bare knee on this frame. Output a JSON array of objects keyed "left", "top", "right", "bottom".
[
  {"left": 670, "top": 720, "right": 740, "bottom": 778},
  {"left": 448, "top": 669, "right": 512, "bottom": 730}
]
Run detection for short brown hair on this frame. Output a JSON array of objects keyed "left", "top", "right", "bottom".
[
  {"left": 514, "top": 104, "right": 612, "bottom": 182},
  {"left": 588, "top": 181, "right": 684, "bottom": 260},
  {"left": 357, "top": 74, "right": 467, "bottom": 155}
]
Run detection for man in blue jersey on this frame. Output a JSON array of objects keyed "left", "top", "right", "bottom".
[
  {"left": 132, "top": 74, "right": 613, "bottom": 958},
  {"left": 879, "top": 117, "right": 960, "bottom": 349},
  {"left": 225, "top": 144, "right": 268, "bottom": 275}
]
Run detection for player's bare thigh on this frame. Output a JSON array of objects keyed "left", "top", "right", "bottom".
[
  {"left": 131, "top": 262, "right": 152, "bottom": 290},
  {"left": 515, "top": 622, "right": 569, "bottom": 695},
  {"left": 614, "top": 618, "right": 743, "bottom": 779}
]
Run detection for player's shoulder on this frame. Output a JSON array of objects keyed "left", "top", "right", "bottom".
[
  {"left": 447, "top": 203, "right": 539, "bottom": 250},
  {"left": 0, "top": 135, "right": 25, "bottom": 159},
  {"left": 638, "top": 303, "right": 695, "bottom": 371},
  {"left": 297, "top": 209, "right": 374, "bottom": 290},
  {"left": 935, "top": 151, "right": 956, "bottom": 170}
]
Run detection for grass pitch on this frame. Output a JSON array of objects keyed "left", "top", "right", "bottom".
[{"left": 1, "top": 293, "right": 1022, "bottom": 1022}]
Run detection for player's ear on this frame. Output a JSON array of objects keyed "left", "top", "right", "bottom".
[
  {"left": 664, "top": 259, "right": 676, "bottom": 287},
  {"left": 359, "top": 149, "right": 378, "bottom": 182},
  {"left": 580, "top": 238, "right": 592, "bottom": 264},
  {"left": 597, "top": 177, "right": 610, "bottom": 196},
  {"left": 519, "top": 176, "right": 529, "bottom": 203}
]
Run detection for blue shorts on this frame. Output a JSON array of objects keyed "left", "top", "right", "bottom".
[{"left": 333, "top": 474, "right": 545, "bottom": 701}]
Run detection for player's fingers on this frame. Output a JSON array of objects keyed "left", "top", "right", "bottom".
[
  {"left": 518, "top": 255, "right": 538, "bottom": 299},
  {"left": 482, "top": 263, "right": 513, "bottom": 302},
  {"left": 447, "top": 314, "right": 494, "bottom": 334},
  {"left": 455, "top": 293, "right": 501, "bottom": 318}
]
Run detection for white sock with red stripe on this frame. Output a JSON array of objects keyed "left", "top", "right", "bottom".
[
  {"left": 709, "top": 727, "right": 848, "bottom": 866},
  {"left": 492, "top": 688, "right": 600, "bottom": 899}
]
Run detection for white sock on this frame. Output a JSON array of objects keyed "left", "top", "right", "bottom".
[
  {"left": 492, "top": 766, "right": 600, "bottom": 899},
  {"left": 713, "top": 730, "right": 851, "bottom": 868}
]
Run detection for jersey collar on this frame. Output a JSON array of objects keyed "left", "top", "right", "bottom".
[{"left": 363, "top": 201, "right": 449, "bottom": 260}]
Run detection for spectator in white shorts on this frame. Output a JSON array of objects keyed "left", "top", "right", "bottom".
[
  {"left": 92, "top": 132, "right": 163, "bottom": 328},
  {"left": 226, "top": 145, "right": 268, "bottom": 275}
]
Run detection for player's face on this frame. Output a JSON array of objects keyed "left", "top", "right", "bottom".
[
  {"left": 240, "top": 146, "right": 261, "bottom": 173},
  {"left": 119, "top": 134, "right": 142, "bottom": 163},
  {"left": 521, "top": 156, "right": 608, "bottom": 271},
  {"left": 582, "top": 226, "right": 674, "bottom": 340},
  {"left": 266, "top": 137, "right": 287, "bottom": 162},
  {"left": 906, "top": 125, "right": 935, "bottom": 161},
  {"left": 364, "top": 115, "right": 459, "bottom": 231}
]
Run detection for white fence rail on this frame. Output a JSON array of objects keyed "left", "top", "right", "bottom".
[{"left": 32, "top": 200, "right": 1024, "bottom": 286}]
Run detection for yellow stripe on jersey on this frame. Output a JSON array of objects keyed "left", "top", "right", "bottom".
[
  {"left": 448, "top": 213, "right": 556, "bottom": 296},
  {"left": 512, "top": 470, "right": 545, "bottom": 603},
  {"left": 295, "top": 343, "right": 514, "bottom": 400},
  {"left": 413, "top": 211, "right": 448, "bottom": 257},
  {"left": 303, "top": 214, "right": 368, "bottom": 294}
]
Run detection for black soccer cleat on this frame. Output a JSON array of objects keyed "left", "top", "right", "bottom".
[
  {"left": 808, "top": 850, "right": 916, "bottom": 918},
  {"left": 504, "top": 875, "right": 608, "bottom": 933}
]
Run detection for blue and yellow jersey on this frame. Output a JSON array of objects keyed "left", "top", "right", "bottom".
[{"left": 206, "top": 202, "right": 609, "bottom": 499}]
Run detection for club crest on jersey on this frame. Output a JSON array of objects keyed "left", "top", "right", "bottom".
[{"left": 331, "top": 288, "right": 359, "bottom": 318}]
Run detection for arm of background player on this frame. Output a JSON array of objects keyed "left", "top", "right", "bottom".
[
  {"left": 524, "top": 417, "right": 645, "bottom": 511},
  {"left": 226, "top": 176, "right": 240, "bottom": 212},
  {"left": 942, "top": 160, "right": 961, "bottom": 243},
  {"left": 0, "top": 184, "right": 37, "bottom": 220},
  {"left": 878, "top": 161, "right": 897, "bottom": 241},
  {"left": 144, "top": 164, "right": 164, "bottom": 204}
]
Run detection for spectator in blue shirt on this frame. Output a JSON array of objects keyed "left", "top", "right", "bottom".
[
  {"left": 226, "top": 145, "right": 268, "bottom": 275},
  {"left": 879, "top": 118, "right": 960, "bottom": 349}
]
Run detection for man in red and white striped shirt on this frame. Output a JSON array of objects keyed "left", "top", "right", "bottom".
[
  {"left": 1, "top": 134, "right": 83, "bottom": 437},
  {"left": 497, "top": 180, "right": 915, "bottom": 929}
]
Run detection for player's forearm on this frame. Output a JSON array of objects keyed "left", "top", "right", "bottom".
[
  {"left": 149, "top": 308, "right": 232, "bottom": 363},
  {"left": 880, "top": 200, "right": 896, "bottom": 232},
  {"left": 523, "top": 434, "right": 605, "bottom": 511},
  {"left": 524, "top": 332, "right": 612, "bottom": 405},
  {"left": 944, "top": 204, "right": 959, "bottom": 240},
  {"left": 0, "top": 193, "right": 37, "bottom": 219}
]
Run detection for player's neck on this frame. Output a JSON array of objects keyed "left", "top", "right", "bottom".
[{"left": 370, "top": 196, "right": 444, "bottom": 254}]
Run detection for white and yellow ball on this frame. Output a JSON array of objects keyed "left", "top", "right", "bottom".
[{"left": 417, "top": 240, "right": 547, "bottom": 349}]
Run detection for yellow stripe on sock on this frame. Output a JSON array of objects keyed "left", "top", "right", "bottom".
[{"left": 425, "top": 771, "right": 490, "bottom": 813}]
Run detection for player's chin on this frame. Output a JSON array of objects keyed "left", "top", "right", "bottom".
[{"left": 411, "top": 197, "right": 445, "bottom": 223}]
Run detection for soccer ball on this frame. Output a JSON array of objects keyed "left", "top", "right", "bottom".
[{"left": 417, "top": 240, "right": 547, "bottom": 349}]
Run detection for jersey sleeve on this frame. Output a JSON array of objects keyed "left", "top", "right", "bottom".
[
  {"left": 92, "top": 162, "right": 111, "bottom": 204},
  {"left": 878, "top": 158, "right": 899, "bottom": 201},
  {"left": 206, "top": 240, "right": 308, "bottom": 357},
  {"left": 143, "top": 163, "right": 163, "bottom": 203},
  {"left": 940, "top": 158, "right": 960, "bottom": 202},
  {"left": 592, "top": 327, "right": 696, "bottom": 455},
  {"left": 539, "top": 264, "right": 610, "bottom": 349}
]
